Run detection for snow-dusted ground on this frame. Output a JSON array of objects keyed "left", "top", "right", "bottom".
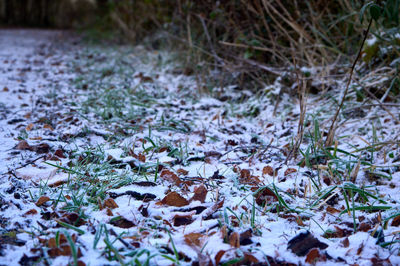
[{"left": 0, "top": 29, "right": 399, "bottom": 265}]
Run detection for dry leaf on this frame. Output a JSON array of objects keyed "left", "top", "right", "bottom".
[
  {"left": 104, "top": 198, "right": 119, "bottom": 209},
  {"left": 262, "top": 165, "right": 274, "bottom": 176},
  {"left": 24, "top": 209, "right": 38, "bottom": 216},
  {"left": 173, "top": 212, "right": 194, "bottom": 226},
  {"left": 305, "top": 248, "right": 320, "bottom": 264},
  {"left": 54, "top": 149, "right": 66, "bottom": 158},
  {"left": 191, "top": 185, "right": 207, "bottom": 203},
  {"left": 229, "top": 232, "right": 240, "bottom": 248},
  {"left": 391, "top": 215, "right": 400, "bottom": 226},
  {"left": 26, "top": 123, "right": 34, "bottom": 131},
  {"left": 110, "top": 217, "right": 135, "bottom": 228},
  {"left": 177, "top": 168, "right": 189, "bottom": 176},
  {"left": 341, "top": 237, "right": 350, "bottom": 248},
  {"left": 35, "top": 196, "right": 51, "bottom": 207},
  {"left": 288, "top": 231, "right": 328, "bottom": 256},
  {"left": 214, "top": 250, "right": 226, "bottom": 265},
  {"left": 138, "top": 153, "right": 146, "bottom": 162},
  {"left": 43, "top": 124, "right": 54, "bottom": 131},
  {"left": 160, "top": 169, "right": 181, "bottom": 185},
  {"left": 184, "top": 233, "right": 204, "bottom": 247},
  {"left": 16, "top": 140, "right": 31, "bottom": 151},
  {"left": 254, "top": 187, "right": 278, "bottom": 206},
  {"left": 284, "top": 168, "right": 297, "bottom": 176},
  {"left": 161, "top": 191, "right": 189, "bottom": 207},
  {"left": 326, "top": 206, "right": 340, "bottom": 214}
]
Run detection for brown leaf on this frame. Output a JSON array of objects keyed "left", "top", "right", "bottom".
[
  {"left": 138, "top": 153, "right": 146, "bottom": 162},
  {"left": 54, "top": 149, "right": 66, "bottom": 158},
  {"left": 191, "top": 185, "right": 207, "bottom": 203},
  {"left": 177, "top": 168, "right": 189, "bottom": 176},
  {"left": 160, "top": 169, "right": 182, "bottom": 185},
  {"left": 357, "top": 242, "right": 364, "bottom": 255},
  {"left": 16, "top": 140, "right": 32, "bottom": 151},
  {"left": 240, "top": 169, "right": 251, "bottom": 179},
  {"left": 24, "top": 209, "right": 38, "bottom": 216},
  {"left": 184, "top": 233, "right": 204, "bottom": 247},
  {"left": 161, "top": 191, "right": 189, "bottom": 207},
  {"left": 239, "top": 229, "right": 253, "bottom": 246},
  {"left": 32, "top": 143, "right": 50, "bottom": 154},
  {"left": 104, "top": 198, "right": 119, "bottom": 209},
  {"left": 326, "top": 206, "right": 340, "bottom": 214},
  {"left": 35, "top": 196, "right": 51, "bottom": 207},
  {"left": 341, "top": 237, "right": 350, "bottom": 248},
  {"left": 43, "top": 124, "right": 54, "bottom": 131},
  {"left": 110, "top": 217, "right": 135, "bottom": 228},
  {"left": 305, "top": 248, "right": 320, "bottom": 264},
  {"left": 284, "top": 168, "right": 297, "bottom": 176},
  {"left": 173, "top": 213, "right": 194, "bottom": 226},
  {"left": 288, "top": 231, "right": 328, "bottom": 256},
  {"left": 26, "top": 123, "right": 34, "bottom": 131},
  {"left": 214, "top": 250, "right": 226, "bottom": 265},
  {"left": 254, "top": 187, "right": 278, "bottom": 206},
  {"left": 106, "top": 208, "right": 113, "bottom": 216},
  {"left": 262, "top": 165, "right": 274, "bottom": 176},
  {"left": 243, "top": 252, "right": 259, "bottom": 264},
  {"left": 358, "top": 222, "right": 372, "bottom": 232},
  {"left": 229, "top": 232, "right": 240, "bottom": 248},
  {"left": 204, "top": 151, "right": 222, "bottom": 158},
  {"left": 391, "top": 215, "right": 400, "bottom": 226}
]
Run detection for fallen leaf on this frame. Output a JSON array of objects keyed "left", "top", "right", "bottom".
[
  {"left": 160, "top": 169, "right": 182, "bottom": 185},
  {"left": 35, "top": 196, "right": 51, "bottom": 207},
  {"left": 161, "top": 191, "right": 189, "bottom": 207},
  {"left": 184, "top": 233, "right": 204, "bottom": 247},
  {"left": 138, "top": 153, "right": 146, "bottom": 162},
  {"left": 26, "top": 123, "right": 34, "bottom": 131},
  {"left": 287, "top": 231, "right": 328, "bottom": 256},
  {"left": 305, "top": 248, "right": 320, "bottom": 264},
  {"left": 24, "top": 209, "right": 38, "bottom": 216},
  {"left": 358, "top": 222, "right": 372, "bottom": 232},
  {"left": 177, "top": 168, "right": 189, "bottom": 176},
  {"left": 110, "top": 217, "right": 135, "bottom": 228},
  {"left": 243, "top": 252, "right": 259, "bottom": 264},
  {"left": 239, "top": 229, "right": 253, "bottom": 245},
  {"left": 229, "top": 232, "right": 240, "bottom": 248},
  {"left": 54, "top": 149, "right": 66, "bottom": 158},
  {"left": 284, "top": 168, "right": 297, "bottom": 176},
  {"left": 191, "top": 185, "right": 207, "bottom": 203},
  {"left": 104, "top": 198, "right": 119, "bottom": 209},
  {"left": 173, "top": 212, "right": 194, "bottom": 226},
  {"left": 254, "top": 187, "right": 278, "bottom": 206},
  {"left": 341, "top": 237, "right": 350, "bottom": 248},
  {"left": 391, "top": 215, "right": 400, "bottom": 226},
  {"left": 16, "top": 140, "right": 31, "bottom": 151},
  {"left": 326, "top": 206, "right": 340, "bottom": 214},
  {"left": 214, "top": 250, "right": 226, "bottom": 265},
  {"left": 262, "top": 165, "right": 274, "bottom": 176},
  {"left": 43, "top": 124, "right": 54, "bottom": 131},
  {"left": 32, "top": 143, "right": 50, "bottom": 154}
]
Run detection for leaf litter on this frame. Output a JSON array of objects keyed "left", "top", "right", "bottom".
[{"left": 0, "top": 29, "right": 400, "bottom": 265}]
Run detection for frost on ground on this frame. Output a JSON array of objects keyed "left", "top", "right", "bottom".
[{"left": 0, "top": 29, "right": 399, "bottom": 265}]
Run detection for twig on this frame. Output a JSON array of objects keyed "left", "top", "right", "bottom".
[
  {"left": 196, "top": 14, "right": 224, "bottom": 66},
  {"left": 325, "top": 18, "right": 373, "bottom": 147},
  {"left": 1, "top": 155, "right": 46, "bottom": 176}
]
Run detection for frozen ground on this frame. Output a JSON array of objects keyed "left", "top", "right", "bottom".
[{"left": 0, "top": 29, "right": 399, "bottom": 265}]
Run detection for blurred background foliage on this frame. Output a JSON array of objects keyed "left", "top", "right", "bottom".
[{"left": 1, "top": 0, "right": 399, "bottom": 94}]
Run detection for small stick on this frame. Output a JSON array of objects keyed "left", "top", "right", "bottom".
[{"left": 325, "top": 18, "right": 373, "bottom": 147}]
